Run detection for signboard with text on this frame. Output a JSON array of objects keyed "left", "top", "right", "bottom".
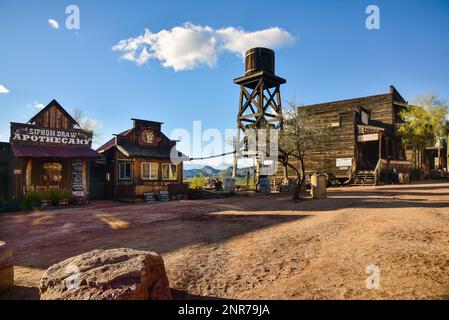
[
  {"left": 72, "top": 159, "right": 85, "bottom": 196},
  {"left": 336, "top": 158, "right": 352, "bottom": 168},
  {"left": 357, "top": 133, "right": 379, "bottom": 142},
  {"left": 10, "top": 123, "right": 93, "bottom": 147}
]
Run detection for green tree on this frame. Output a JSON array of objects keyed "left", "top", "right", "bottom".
[{"left": 398, "top": 93, "right": 449, "bottom": 168}]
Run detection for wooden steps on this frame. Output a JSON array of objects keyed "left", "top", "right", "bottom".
[{"left": 352, "top": 170, "right": 375, "bottom": 186}]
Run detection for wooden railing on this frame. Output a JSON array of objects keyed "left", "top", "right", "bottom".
[
  {"left": 379, "top": 159, "right": 411, "bottom": 171},
  {"left": 373, "top": 159, "right": 382, "bottom": 185},
  {"left": 374, "top": 159, "right": 411, "bottom": 185},
  {"left": 346, "top": 160, "right": 357, "bottom": 184}
]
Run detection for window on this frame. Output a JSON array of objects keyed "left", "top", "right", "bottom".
[
  {"left": 361, "top": 110, "right": 369, "bottom": 125},
  {"left": 162, "top": 163, "right": 177, "bottom": 180},
  {"left": 119, "top": 161, "right": 132, "bottom": 180},
  {"left": 42, "top": 162, "right": 62, "bottom": 187},
  {"left": 142, "top": 162, "right": 158, "bottom": 180}
]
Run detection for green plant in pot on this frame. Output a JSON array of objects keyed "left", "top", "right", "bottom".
[
  {"left": 39, "top": 189, "right": 53, "bottom": 207},
  {"left": 49, "top": 189, "right": 60, "bottom": 206},
  {"left": 57, "top": 189, "right": 71, "bottom": 206}
]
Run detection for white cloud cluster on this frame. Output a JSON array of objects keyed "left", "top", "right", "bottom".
[
  {"left": 113, "top": 23, "right": 295, "bottom": 71},
  {"left": 48, "top": 19, "right": 59, "bottom": 30},
  {"left": 27, "top": 101, "right": 45, "bottom": 110},
  {"left": 0, "top": 85, "right": 10, "bottom": 93}
]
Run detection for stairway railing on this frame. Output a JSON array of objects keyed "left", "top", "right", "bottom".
[
  {"left": 373, "top": 159, "right": 383, "bottom": 186},
  {"left": 346, "top": 160, "right": 357, "bottom": 184}
]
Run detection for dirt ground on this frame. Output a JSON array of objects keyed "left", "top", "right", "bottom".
[{"left": 1, "top": 180, "right": 449, "bottom": 300}]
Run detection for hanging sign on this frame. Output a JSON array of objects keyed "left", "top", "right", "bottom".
[{"left": 358, "top": 133, "right": 379, "bottom": 142}]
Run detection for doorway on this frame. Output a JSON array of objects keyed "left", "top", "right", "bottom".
[
  {"left": 0, "top": 159, "right": 10, "bottom": 202},
  {"left": 358, "top": 141, "right": 379, "bottom": 170},
  {"left": 89, "top": 161, "right": 112, "bottom": 201}
]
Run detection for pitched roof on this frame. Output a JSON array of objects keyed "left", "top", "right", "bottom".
[
  {"left": 116, "top": 143, "right": 189, "bottom": 160},
  {"left": 28, "top": 99, "right": 79, "bottom": 127},
  {"left": 96, "top": 126, "right": 189, "bottom": 160},
  {"left": 96, "top": 129, "right": 133, "bottom": 153}
]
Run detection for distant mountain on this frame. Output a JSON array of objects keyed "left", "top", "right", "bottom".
[
  {"left": 183, "top": 165, "right": 221, "bottom": 178},
  {"left": 184, "top": 165, "right": 255, "bottom": 179}
]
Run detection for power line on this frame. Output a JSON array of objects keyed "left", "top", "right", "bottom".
[{"left": 189, "top": 150, "right": 236, "bottom": 161}]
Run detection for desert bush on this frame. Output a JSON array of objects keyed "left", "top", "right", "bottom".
[{"left": 188, "top": 175, "right": 206, "bottom": 189}]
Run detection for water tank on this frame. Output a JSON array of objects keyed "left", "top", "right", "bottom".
[{"left": 245, "top": 47, "right": 275, "bottom": 75}]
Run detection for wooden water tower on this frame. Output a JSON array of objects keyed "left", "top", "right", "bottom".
[{"left": 232, "top": 47, "right": 286, "bottom": 179}]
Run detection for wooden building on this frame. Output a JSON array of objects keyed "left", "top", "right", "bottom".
[
  {"left": 96, "top": 118, "right": 187, "bottom": 202},
  {"left": 277, "top": 86, "right": 411, "bottom": 185},
  {"left": 0, "top": 100, "right": 101, "bottom": 204}
]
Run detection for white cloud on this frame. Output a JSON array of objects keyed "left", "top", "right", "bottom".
[
  {"left": 0, "top": 85, "right": 10, "bottom": 93},
  {"left": 113, "top": 23, "right": 295, "bottom": 71},
  {"left": 27, "top": 101, "right": 45, "bottom": 110},
  {"left": 48, "top": 19, "right": 60, "bottom": 30}
]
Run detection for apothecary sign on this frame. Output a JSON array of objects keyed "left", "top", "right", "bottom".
[{"left": 10, "top": 123, "right": 92, "bottom": 147}]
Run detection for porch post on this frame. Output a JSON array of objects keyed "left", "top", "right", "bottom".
[{"left": 378, "top": 132, "right": 382, "bottom": 161}]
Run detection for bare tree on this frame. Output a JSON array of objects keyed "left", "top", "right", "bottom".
[
  {"left": 72, "top": 108, "right": 102, "bottom": 143},
  {"left": 278, "top": 100, "right": 317, "bottom": 200}
]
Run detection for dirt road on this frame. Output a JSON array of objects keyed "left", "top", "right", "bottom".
[{"left": 1, "top": 181, "right": 448, "bottom": 299}]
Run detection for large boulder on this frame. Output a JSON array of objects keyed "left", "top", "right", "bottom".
[
  {"left": 0, "top": 241, "right": 14, "bottom": 293},
  {"left": 39, "top": 248, "right": 172, "bottom": 300}
]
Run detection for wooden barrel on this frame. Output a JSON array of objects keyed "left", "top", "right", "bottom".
[{"left": 0, "top": 241, "right": 14, "bottom": 293}]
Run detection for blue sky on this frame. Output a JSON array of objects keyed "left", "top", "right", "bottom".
[{"left": 1, "top": 0, "right": 449, "bottom": 168}]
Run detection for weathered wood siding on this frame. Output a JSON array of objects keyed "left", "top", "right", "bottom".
[{"left": 277, "top": 89, "right": 402, "bottom": 180}]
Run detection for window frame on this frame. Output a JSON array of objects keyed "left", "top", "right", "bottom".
[
  {"left": 162, "top": 163, "right": 177, "bottom": 181},
  {"left": 141, "top": 162, "right": 158, "bottom": 181},
  {"left": 118, "top": 161, "right": 132, "bottom": 181}
]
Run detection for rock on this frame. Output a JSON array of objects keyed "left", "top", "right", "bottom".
[
  {"left": 0, "top": 241, "right": 14, "bottom": 293},
  {"left": 39, "top": 248, "right": 172, "bottom": 300}
]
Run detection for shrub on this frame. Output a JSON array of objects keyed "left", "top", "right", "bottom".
[
  {"left": 188, "top": 175, "right": 206, "bottom": 189},
  {"left": 58, "top": 189, "right": 71, "bottom": 199},
  {"left": 329, "top": 179, "right": 342, "bottom": 188},
  {"left": 19, "top": 189, "right": 72, "bottom": 210},
  {"left": 20, "top": 191, "right": 40, "bottom": 211},
  {"left": 48, "top": 189, "right": 71, "bottom": 204}
]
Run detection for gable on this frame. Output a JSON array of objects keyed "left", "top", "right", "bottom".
[{"left": 28, "top": 99, "right": 79, "bottom": 129}]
